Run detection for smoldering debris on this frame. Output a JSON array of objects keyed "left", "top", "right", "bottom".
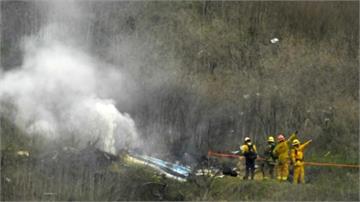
[{"left": 38, "top": 144, "right": 120, "bottom": 175}]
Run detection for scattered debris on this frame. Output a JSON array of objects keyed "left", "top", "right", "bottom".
[
  {"left": 62, "top": 146, "right": 78, "bottom": 153},
  {"left": 195, "top": 168, "right": 219, "bottom": 177},
  {"left": 5, "top": 177, "right": 11, "bottom": 183},
  {"left": 270, "top": 37, "right": 279, "bottom": 44},
  {"left": 51, "top": 152, "right": 58, "bottom": 160},
  {"left": 222, "top": 166, "right": 238, "bottom": 177},
  {"left": 16, "top": 150, "right": 30, "bottom": 157}
]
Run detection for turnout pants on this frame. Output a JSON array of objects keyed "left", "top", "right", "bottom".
[
  {"left": 261, "top": 161, "right": 275, "bottom": 179},
  {"left": 244, "top": 159, "right": 255, "bottom": 180},
  {"left": 293, "top": 164, "right": 305, "bottom": 184},
  {"left": 276, "top": 159, "right": 289, "bottom": 181}
]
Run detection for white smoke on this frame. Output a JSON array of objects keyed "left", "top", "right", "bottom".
[{"left": 0, "top": 2, "right": 139, "bottom": 154}]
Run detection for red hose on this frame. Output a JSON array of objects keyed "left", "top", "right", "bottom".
[{"left": 208, "top": 150, "right": 360, "bottom": 168}]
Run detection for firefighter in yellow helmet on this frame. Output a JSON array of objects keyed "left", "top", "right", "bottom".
[
  {"left": 240, "top": 137, "right": 257, "bottom": 180},
  {"left": 291, "top": 138, "right": 312, "bottom": 184},
  {"left": 272, "top": 132, "right": 297, "bottom": 181},
  {"left": 261, "top": 136, "right": 276, "bottom": 179}
]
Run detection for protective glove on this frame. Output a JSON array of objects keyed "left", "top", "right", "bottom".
[{"left": 295, "top": 160, "right": 302, "bottom": 166}]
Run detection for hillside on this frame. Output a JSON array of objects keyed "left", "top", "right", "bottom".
[{"left": 0, "top": 1, "right": 359, "bottom": 201}]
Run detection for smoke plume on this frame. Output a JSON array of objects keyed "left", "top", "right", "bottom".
[{"left": 0, "top": 1, "right": 139, "bottom": 154}]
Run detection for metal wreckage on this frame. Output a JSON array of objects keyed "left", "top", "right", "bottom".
[
  {"left": 13, "top": 142, "right": 359, "bottom": 185},
  {"left": 23, "top": 146, "right": 242, "bottom": 182}
]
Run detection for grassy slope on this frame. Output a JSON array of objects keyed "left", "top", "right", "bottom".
[
  {"left": 117, "top": 157, "right": 360, "bottom": 201},
  {"left": 1, "top": 116, "right": 359, "bottom": 201},
  {"left": 2, "top": 146, "right": 359, "bottom": 201}
]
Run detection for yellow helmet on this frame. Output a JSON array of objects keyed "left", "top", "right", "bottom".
[
  {"left": 292, "top": 139, "right": 300, "bottom": 146},
  {"left": 267, "top": 136, "right": 275, "bottom": 143}
]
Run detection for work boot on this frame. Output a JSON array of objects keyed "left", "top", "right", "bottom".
[
  {"left": 244, "top": 169, "right": 249, "bottom": 180},
  {"left": 243, "top": 172, "right": 249, "bottom": 180},
  {"left": 250, "top": 172, "right": 255, "bottom": 180}
]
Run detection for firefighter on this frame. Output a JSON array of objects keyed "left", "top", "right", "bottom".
[
  {"left": 291, "top": 139, "right": 312, "bottom": 184},
  {"left": 261, "top": 136, "right": 276, "bottom": 179},
  {"left": 273, "top": 132, "right": 297, "bottom": 181},
  {"left": 241, "top": 137, "right": 258, "bottom": 180}
]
